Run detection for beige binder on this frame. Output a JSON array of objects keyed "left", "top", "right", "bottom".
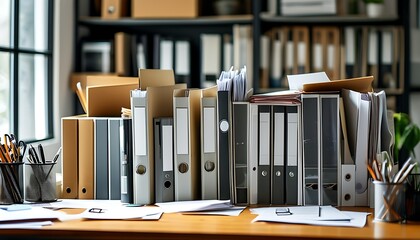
[
  {"left": 78, "top": 118, "right": 95, "bottom": 199},
  {"left": 61, "top": 115, "right": 83, "bottom": 199}
]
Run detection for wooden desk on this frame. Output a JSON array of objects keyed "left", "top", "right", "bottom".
[{"left": 0, "top": 207, "right": 419, "bottom": 240}]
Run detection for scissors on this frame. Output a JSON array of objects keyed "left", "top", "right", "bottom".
[{"left": 3, "top": 134, "right": 27, "bottom": 162}]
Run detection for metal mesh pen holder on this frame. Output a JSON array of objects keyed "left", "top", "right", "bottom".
[
  {"left": 374, "top": 181, "right": 406, "bottom": 222},
  {"left": 25, "top": 162, "right": 57, "bottom": 202},
  {"left": 0, "top": 162, "right": 24, "bottom": 204}
]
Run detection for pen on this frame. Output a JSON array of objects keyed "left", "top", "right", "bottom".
[
  {"left": 38, "top": 144, "right": 46, "bottom": 164},
  {"left": 52, "top": 147, "right": 62, "bottom": 163},
  {"left": 29, "top": 144, "right": 40, "bottom": 163},
  {"left": 318, "top": 206, "right": 321, "bottom": 217}
]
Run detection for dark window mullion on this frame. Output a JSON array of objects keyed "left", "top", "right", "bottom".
[
  {"left": 12, "top": 0, "right": 19, "bottom": 138},
  {"left": 47, "top": 0, "right": 54, "bottom": 138}
]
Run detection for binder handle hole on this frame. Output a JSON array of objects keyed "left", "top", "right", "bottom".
[
  {"left": 82, "top": 188, "right": 86, "bottom": 194},
  {"left": 108, "top": 5, "right": 115, "bottom": 14},
  {"left": 262, "top": 170, "right": 268, "bottom": 177},
  {"left": 344, "top": 194, "right": 351, "bottom": 201},
  {"left": 178, "top": 163, "right": 189, "bottom": 173},
  {"left": 164, "top": 181, "right": 171, "bottom": 189},
  {"left": 204, "top": 161, "right": 215, "bottom": 172},
  {"left": 66, "top": 187, "right": 71, "bottom": 194},
  {"left": 345, "top": 174, "right": 351, "bottom": 181},
  {"left": 136, "top": 165, "right": 146, "bottom": 175}
]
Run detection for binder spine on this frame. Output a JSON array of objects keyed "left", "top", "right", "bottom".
[
  {"left": 131, "top": 93, "right": 152, "bottom": 205},
  {"left": 109, "top": 118, "right": 121, "bottom": 200},
  {"left": 217, "top": 91, "right": 231, "bottom": 201},
  {"left": 154, "top": 118, "right": 175, "bottom": 203},
  {"left": 320, "top": 95, "right": 340, "bottom": 206},
  {"left": 94, "top": 118, "right": 109, "bottom": 200},
  {"left": 201, "top": 97, "right": 218, "bottom": 200},
  {"left": 272, "top": 105, "right": 285, "bottom": 205},
  {"left": 120, "top": 118, "right": 133, "bottom": 204},
  {"left": 285, "top": 105, "right": 299, "bottom": 205},
  {"left": 174, "top": 97, "right": 192, "bottom": 201},
  {"left": 257, "top": 105, "right": 271, "bottom": 205},
  {"left": 248, "top": 104, "right": 259, "bottom": 205},
  {"left": 302, "top": 95, "right": 320, "bottom": 205},
  {"left": 232, "top": 102, "right": 249, "bottom": 205}
]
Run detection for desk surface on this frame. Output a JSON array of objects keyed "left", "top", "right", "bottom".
[{"left": 0, "top": 207, "right": 419, "bottom": 240}]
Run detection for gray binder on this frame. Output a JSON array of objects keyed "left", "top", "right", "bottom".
[
  {"left": 272, "top": 105, "right": 285, "bottom": 205},
  {"left": 232, "top": 102, "right": 249, "bottom": 205},
  {"left": 217, "top": 90, "right": 231, "bottom": 200},
  {"left": 302, "top": 95, "right": 320, "bottom": 205},
  {"left": 94, "top": 118, "right": 109, "bottom": 200},
  {"left": 257, "top": 105, "right": 271, "bottom": 205},
  {"left": 154, "top": 117, "right": 175, "bottom": 203},
  {"left": 285, "top": 106, "right": 299, "bottom": 205},
  {"left": 109, "top": 118, "right": 121, "bottom": 200},
  {"left": 120, "top": 118, "right": 133, "bottom": 204},
  {"left": 320, "top": 95, "right": 340, "bottom": 206}
]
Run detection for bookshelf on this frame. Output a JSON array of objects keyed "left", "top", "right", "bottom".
[{"left": 74, "top": 0, "right": 411, "bottom": 113}]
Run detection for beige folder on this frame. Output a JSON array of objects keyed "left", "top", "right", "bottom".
[
  {"left": 78, "top": 118, "right": 95, "bottom": 199},
  {"left": 61, "top": 115, "right": 84, "bottom": 199}
]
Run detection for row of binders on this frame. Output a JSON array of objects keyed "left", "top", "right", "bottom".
[
  {"left": 259, "top": 26, "right": 404, "bottom": 92},
  {"left": 81, "top": 24, "right": 253, "bottom": 89},
  {"left": 62, "top": 69, "right": 391, "bottom": 207}
]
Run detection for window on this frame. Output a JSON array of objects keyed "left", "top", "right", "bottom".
[{"left": 0, "top": 0, "right": 53, "bottom": 142}]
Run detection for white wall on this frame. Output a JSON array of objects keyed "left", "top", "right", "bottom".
[{"left": 40, "top": 0, "right": 75, "bottom": 172}]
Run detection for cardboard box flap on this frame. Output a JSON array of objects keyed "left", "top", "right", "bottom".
[
  {"left": 302, "top": 76, "right": 374, "bottom": 93},
  {"left": 138, "top": 69, "right": 175, "bottom": 90},
  {"left": 86, "top": 83, "right": 138, "bottom": 117},
  {"left": 70, "top": 73, "right": 120, "bottom": 92}
]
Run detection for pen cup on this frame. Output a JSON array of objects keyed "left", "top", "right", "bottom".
[
  {"left": 0, "top": 162, "right": 24, "bottom": 204},
  {"left": 373, "top": 181, "right": 406, "bottom": 222},
  {"left": 25, "top": 162, "right": 57, "bottom": 202}
]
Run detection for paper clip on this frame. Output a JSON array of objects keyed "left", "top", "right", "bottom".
[
  {"left": 89, "top": 208, "right": 104, "bottom": 213},
  {"left": 276, "top": 207, "right": 292, "bottom": 216}
]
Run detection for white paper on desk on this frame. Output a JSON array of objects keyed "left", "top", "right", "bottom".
[
  {"left": 250, "top": 206, "right": 351, "bottom": 221},
  {"left": 0, "top": 207, "right": 66, "bottom": 222},
  {"left": 251, "top": 206, "right": 368, "bottom": 228},
  {"left": 155, "top": 200, "right": 233, "bottom": 213},
  {"left": 182, "top": 206, "right": 246, "bottom": 216},
  {"left": 254, "top": 211, "right": 368, "bottom": 228},
  {"left": 44, "top": 199, "right": 124, "bottom": 210},
  {"left": 81, "top": 206, "right": 163, "bottom": 220},
  {"left": 0, "top": 221, "right": 53, "bottom": 229},
  {"left": 287, "top": 72, "right": 330, "bottom": 91}
]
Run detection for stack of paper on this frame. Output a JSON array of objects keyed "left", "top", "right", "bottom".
[
  {"left": 250, "top": 206, "right": 369, "bottom": 228},
  {"left": 155, "top": 200, "right": 244, "bottom": 216}
]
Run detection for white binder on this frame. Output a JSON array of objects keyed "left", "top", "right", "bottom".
[
  {"left": 173, "top": 89, "right": 202, "bottom": 201},
  {"left": 131, "top": 90, "right": 151, "bottom": 205},
  {"left": 285, "top": 105, "right": 301, "bottom": 205},
  {"left": 249, "top": 103, "right": 259, "bottom": 205},
  {"left": 200, "top": 86, "right": 218, "bottom": 200}
]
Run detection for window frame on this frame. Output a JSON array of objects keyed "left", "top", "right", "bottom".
[{"left": 0, "top": 0, "right": 54, "bottom": 142}]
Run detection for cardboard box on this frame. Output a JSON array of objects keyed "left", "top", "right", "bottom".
[
  {"left": 70, "top": 70, "right": 176, "bottom": 117},
  {"left": 132, "top": 0, "right": 199, "bottom": 18},
  {"left": 71, "top": 75, "right": 138, "bottom": 117},
  {"left": 102, "top": 0, "right": 129, "bottom": 19}
]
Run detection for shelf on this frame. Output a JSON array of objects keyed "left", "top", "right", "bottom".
[
  {"left": 79, "top": 15, "right": 253, "bottom": 27},
  {"left": 260, "top": 13, "right": 400, "bottom": 25}
]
